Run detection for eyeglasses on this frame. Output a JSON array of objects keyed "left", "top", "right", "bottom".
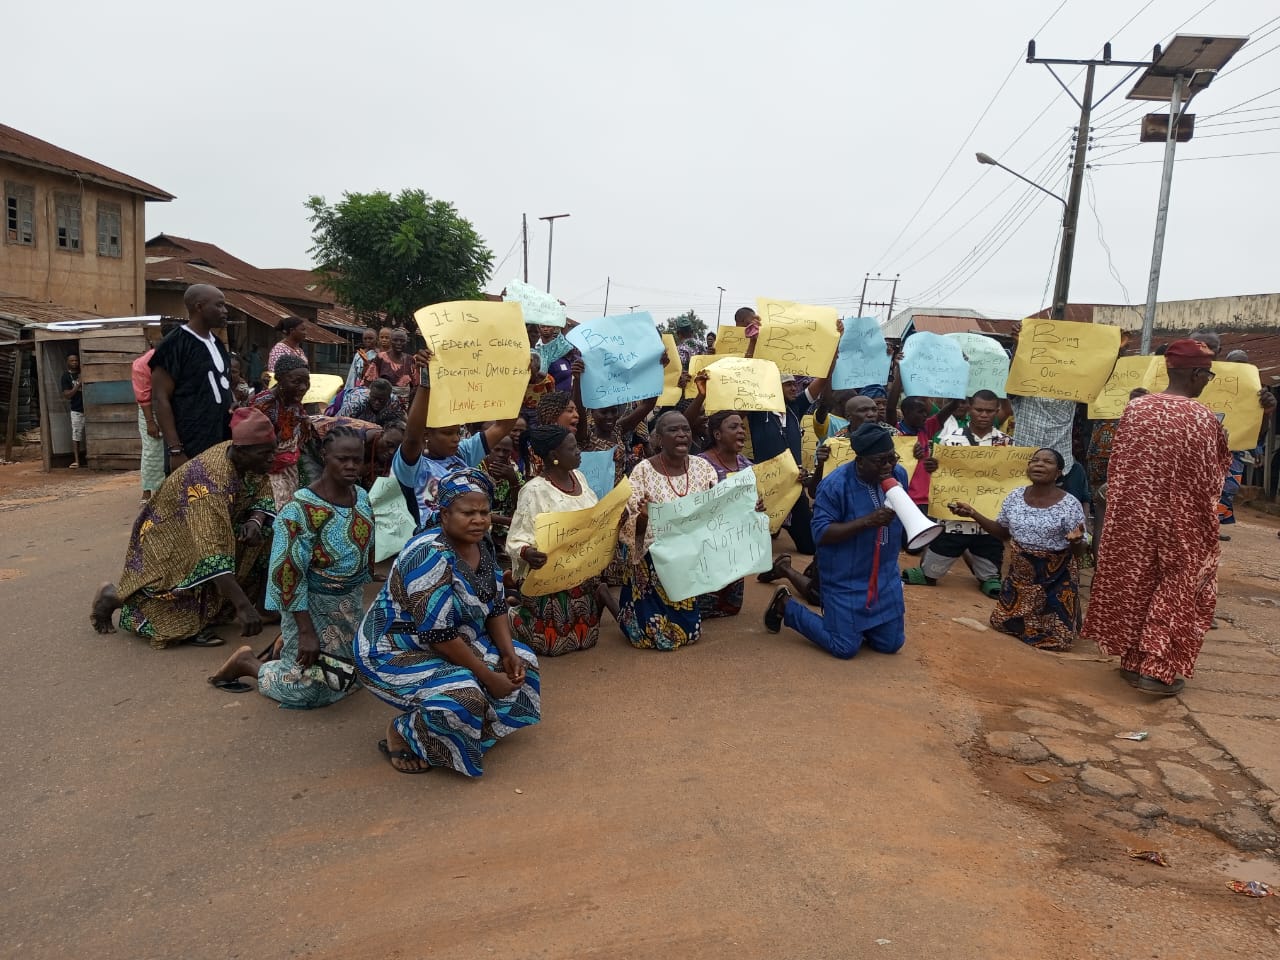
[{"left": 1194, "top": 368, "right": 1216, "bottom": 381}]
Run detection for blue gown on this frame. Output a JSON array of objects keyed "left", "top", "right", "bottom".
[{"left": 783, "top": 463, "right": 908, "bottom": 659}]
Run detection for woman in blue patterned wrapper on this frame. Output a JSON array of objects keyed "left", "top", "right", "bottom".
[
  {"left": 205, "top": 427, "right": 375, "bottom": 705},
  {"left": 355, "top": 468, "right": 541, "bottom": 775}
]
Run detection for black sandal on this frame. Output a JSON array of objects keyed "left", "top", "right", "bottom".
[
  {"left": 378, "top": 739, "right": 432, "bottom": 774},
  {"left": 757, "top": 554, "right": 791, "bottom": 584},
  {"left": 764, "top": 587, "right": 790, "bottom": 634},
  {"left": 207, "top": 676, "right": 252, "bottom": 693}
]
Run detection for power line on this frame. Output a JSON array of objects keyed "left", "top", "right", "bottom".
[
  {"left": 1218, "top": 38, "right": 1280, "bottom": 80},
  {"left": 907, "top": 152, "right": 1063, "bottom": 303},
  {"left": 1092, "top": 149, "right": 1280, "bottom": 167},
  {"left": 1083, "top": 170, "right": 1143, "bottom": 325},
  {"left": 870, "top": 0, "right": 1073, "bottom": 269},
  {"left": 900, "top": 136, "right": 1071, "bottom": 274}
]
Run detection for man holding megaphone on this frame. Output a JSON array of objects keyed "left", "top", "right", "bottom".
[{"left": 764, "top": 423, "right": 938, "bottom": 659}]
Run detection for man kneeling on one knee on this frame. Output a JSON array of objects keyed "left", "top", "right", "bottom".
[
  {"left": 764, "top": 423, "right": 906, "bottom": 659},
  {"left": 903, "top": 389, "right": 1010, "bottom": 597}
]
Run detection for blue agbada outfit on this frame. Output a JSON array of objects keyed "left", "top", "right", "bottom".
[{"left": 783, "top": 462, "right": 908, "bottom": 659}]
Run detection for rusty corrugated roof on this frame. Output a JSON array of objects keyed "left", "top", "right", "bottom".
[
  {"left": 0, "top": 292, "right": 106, "bottom": 325},
  {"left": 0, "top": 124, "right": 173, "bottom": 201},
  {"left": 222, "top": 291, "right": 345, "bottom": 346},
  {"left": 146, "top": 235, "right": 331, "bottom": 306}
]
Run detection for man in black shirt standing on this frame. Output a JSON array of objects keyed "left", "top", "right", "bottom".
[
  {"left": 151, "top": 284, "right": 233, "bottom": 473},
  {"left": 60, "top": 353, "right": 85, "bottom": 468},
  {"left": 746, "top": 373, "right": 826, "bottom": 555}
]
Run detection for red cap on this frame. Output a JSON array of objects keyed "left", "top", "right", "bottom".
[{"left": 1164, "top": 338, "right": 1215, "bottom": 369}]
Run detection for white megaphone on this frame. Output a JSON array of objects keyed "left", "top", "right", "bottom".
[{"left": 880, "top": 477, "right": 942, "bottom": 551}]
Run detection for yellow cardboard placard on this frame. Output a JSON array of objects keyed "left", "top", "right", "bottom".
[
  {"left": 705, "top": 357, "right": 785, "bottom": 414},
  {"left": 1006, "top": 319, "right": 1122, "bottom": 402},
  {"left": 754, "top": 298, "right": 841, "bottom": 377},
  {"left": 892, "top": 435, "right": 920, "bottom": 466},
  {"left": 800, "top": 414, "right": 817, "bottom": 472},
  {"left": 521, "top": 478, "right": 632, "bottom": 596},
  {"left": 824, "top": 436, "right": 855, "bottom": 473},
  {"left": 1143, "top": 359, "right": 1263, "bottom": 448},
  {"left": 928, "top": 445, "right": 1038, "bottom": 521},
  {"left": 659, "top": 334, "right": 683, "bottom": 406},
  {"left": 684, "top": 353, "right": 718, "bottom": 400},
  {"left": 714, "top": 326, "right": 748, "bottom": 356},
  {"left": 1087, "top": 356, "right": 1156, "bottom": 420},
  {"left": 414, "top": 300, "right": 529, "bottom": 427},
  {"left": 751, "top": 451, "right": 803, "bottom": 534}
]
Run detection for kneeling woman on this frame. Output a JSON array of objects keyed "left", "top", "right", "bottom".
[
  {"left": 949, "top": 447, "right": 1086, "bottom": 652},
  {"left": 619, "top": 411, "right": 718, "bottom": 650},
  {"left": 207, "top": 427, "right": 375, "bottom": 705},
  {"left": 355, "top": 469, "right": 540, "bottom": 774},
  {"left": 506, "top": 425, "right": 618, "bottom": 656}
]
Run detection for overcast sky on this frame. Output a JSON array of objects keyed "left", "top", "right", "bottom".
[{"left": 10, "top": 0, "right": 1278, "bottom": 324}]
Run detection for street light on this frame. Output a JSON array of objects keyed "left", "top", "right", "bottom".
[
  {"left": 1126, "top": 34, "right": 1247, "bottom": 353},
  {"left": 975, "top": 153, "right": 1068, "bottom": 207},
  {"left": 538, "top": 213, "right": 571, "bottom": 292},
  {"left": 716, "top": 286, "right": 726, "bottom": 326},
  {"left": 975, "top": 152, "right": 1070, "bottom": 319}
]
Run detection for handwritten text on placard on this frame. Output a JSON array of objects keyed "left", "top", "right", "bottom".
[
  {"left": 566, "top": 312, "right": 664, "bottom": 408},
  {"left": 928, "top": 445, "right": 1037, "bottom": 521},
  {"left": 704, "top": 357, "right": 786, "bottom": 414},
  {"left": 648, "top": 470, "right": 772, "bottom": 601},
  {"left": 754, "top": 298, "right": 840, "bottom": 377},
  {"left": 414, "top": 300, "right": 529, "bottom": 427},
  {"left": 522, "top": 479, "right": 631, "bottom": 596},
  {"left": 1005, "top": 319, "right": 1120, "bottom": 402}
]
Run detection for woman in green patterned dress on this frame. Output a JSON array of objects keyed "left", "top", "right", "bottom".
[{"left": 206, "top": 427, "right": 375, "bottom": 706}]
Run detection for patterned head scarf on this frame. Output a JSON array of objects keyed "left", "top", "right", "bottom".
[
  {"left": 858, "top": 384, "right": 887, "bottom": 399},
  {"left": 435, "top": 467, "right": 495, "bottom": 510}
]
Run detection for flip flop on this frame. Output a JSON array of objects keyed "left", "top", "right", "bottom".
[
  {"left": 378, "top": 739, "right": 431, "bottom": 774},
  {"left": 757, "top": 554, "right": 791, "bottom": 583},
  {"left": 207, "top": 676, "right": 252, "bottom": 693},
  {"left": 902, "top": 567, "right": 935, "bottom": 586},
  {"left": 979, "top": 578, "right": 1003, "bottom": 598}
]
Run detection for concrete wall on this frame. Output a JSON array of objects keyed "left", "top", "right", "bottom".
[
  {"left": 1098, "top": 293, "right": 1280, "bottom": 333},
  {"left": 0, "top": 159, "right": 147, "bottom": 315}
]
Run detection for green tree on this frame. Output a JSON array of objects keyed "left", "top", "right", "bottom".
[
  {"left": 306, "top": 189, "right": 493, "bottom": 325},
  {"left": 657, "top": 310, "right": 708, "bottom": 341}
]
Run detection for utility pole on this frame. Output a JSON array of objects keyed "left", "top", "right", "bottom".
[
  {"left": 858, "top": 273, "right": 900, "bottom": 323},
  {"left": 716, "top": 286, "right": 726, "bottom": 327},
  {"left": 521, "top": 214, "right": 529, "bottom": 283},
  {"left": 603, "top": 276, "right": 611, "bottom": 316},
  {"left": 1141, "top": 73, "right": 1184, "bottom": 350},
  {"left": 539, "top": 214, "right": 570, "bottom": 292},
  {"left": 1025, "top": 40, "right": 1154, "bottom": 320},
  {"left": 1126, "top": 35, "right": 1246, "bottom": 352}
]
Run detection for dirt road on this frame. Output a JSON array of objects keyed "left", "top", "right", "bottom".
[{"left": 1, "top": 467, "right": 1276, "bottom": 959}]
